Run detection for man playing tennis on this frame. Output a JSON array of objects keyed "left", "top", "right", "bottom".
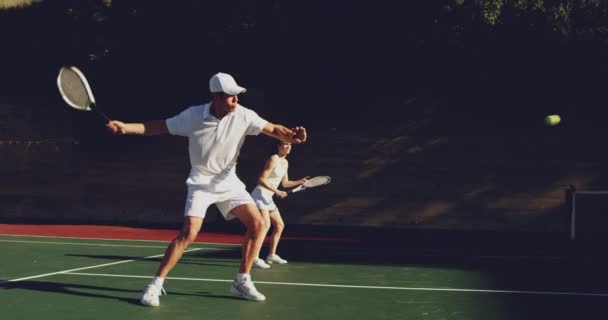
[
  {"left": 250, "top": 141, "right": 309, "bottom": 268},
  {"left": 105, "top": 72, "right": 307, "bottom": 306}
]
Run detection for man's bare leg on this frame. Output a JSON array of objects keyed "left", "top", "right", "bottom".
[
  {"left": 155, "top": 216, "right": 203, "bottom": 277},
  {"left": 254, "top": 209, "right": 271, "bottom": 259},
  {"left": 231, "top": 203, "right": 266, "bottom": 273},
  {"left": 141, "top": 216, "right": 203, "bottom": 306},
  {"left": 268, "top": 209, "right": 285, "bottom": 255},
  {"left": 229, "top": 203, "right": 267, "bottom": 301}
]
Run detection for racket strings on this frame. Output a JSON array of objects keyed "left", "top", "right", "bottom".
[
  {"left": 305, "top": 176, "right": 331, "bottom": 188},
  {"left": 59, "top": 69, "right": 91, "bottom": 110}
]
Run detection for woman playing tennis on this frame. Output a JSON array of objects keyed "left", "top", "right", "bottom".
[{"left": 250, "top": 141, "right": 308, "bottom": 267}]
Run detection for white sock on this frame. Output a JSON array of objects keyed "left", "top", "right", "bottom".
[
  {"left": 151, "top": 276, "right": 165, "bottom": 287},
  {"left": 236, "top": 273, "right": 249, "bottom": 283}
]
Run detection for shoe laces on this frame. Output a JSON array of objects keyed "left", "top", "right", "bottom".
[
  {"left": 146, "top": 283, "right": 167, "bottom": 296},
  {"left": 240, "top": 279, "right": 258, "bottom": 293},
  {"left": 269, "top": 254, "right": 284, "bottom": 261}
]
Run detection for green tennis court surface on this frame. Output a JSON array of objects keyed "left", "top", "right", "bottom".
[{"left": 2, "top": 234, "right": 607, "bottom": 320}]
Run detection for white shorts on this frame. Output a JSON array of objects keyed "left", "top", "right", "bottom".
[
  {"left": 251, "top": 187, "right": 278, "bottom": 211},
  {"left": 184, "top": 185, "right": 255, "bottom": 220}
]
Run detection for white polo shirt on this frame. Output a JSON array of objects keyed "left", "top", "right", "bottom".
[{"left": 166, "top": 103, "right": 268, "bottom": 192}]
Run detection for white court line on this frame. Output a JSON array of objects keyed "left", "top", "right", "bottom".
[
  {"left": 0, "top": 248, "right": 203, "bottom": 285},
  {"left": 0, "top": 233, "right": 240, "bottom": 246},
  {"left": 0, "top": 239, "right": 227, "bottom": 250},
  {"left": 64, "top": 272, "right": 608, "bottom": 298}
]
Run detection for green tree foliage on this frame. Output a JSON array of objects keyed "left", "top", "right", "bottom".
[
  {"left": 0, "top": 0, "right": 37, "bottom": 10},
  {"left": 445, "top": 0, "right": 608, "bottom": 41},
  {"left": 480, "top": 0, "right": 504, "bottom": 25}
]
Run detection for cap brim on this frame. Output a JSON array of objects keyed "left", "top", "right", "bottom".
[{"left": 223, "top": 86, "right": 246, "bottom": 95}]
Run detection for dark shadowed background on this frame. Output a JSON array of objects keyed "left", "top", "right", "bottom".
[{"left": 1, "top": 0, "right": 607, "bottom": 237}]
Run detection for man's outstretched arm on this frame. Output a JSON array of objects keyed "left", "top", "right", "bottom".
[
  {"left": 261, "top": 123, "right": 307, "bottom": 144},
  {"left": 106, "top": 120, "right": 168, "bottom": 136}
]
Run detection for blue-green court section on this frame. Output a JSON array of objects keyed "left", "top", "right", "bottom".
[{"left": 1, "top": 234, "right": 607, "bottom": 320}]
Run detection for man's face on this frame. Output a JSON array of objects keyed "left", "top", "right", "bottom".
[{"left": 219, "top": 94, "right": 238, "bottom": 113}]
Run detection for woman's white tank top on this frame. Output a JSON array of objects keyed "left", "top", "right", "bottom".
[{"left": 256, "top": 155, "right": 287, "bottom": 198}]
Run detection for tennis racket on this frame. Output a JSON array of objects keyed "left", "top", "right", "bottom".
[
  {"left": 57, "top": 66, "right": 110, "bottom": 121},
  {"left": 288, "top": 176, "right": 332, "bottom": 193}
]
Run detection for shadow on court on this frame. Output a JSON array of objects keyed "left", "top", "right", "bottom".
[
  {"left": 0, "top": 280, "right": 243, "bottom": 303},
  {"left": 1, "top": 280, "right": 143, "bottom": 305}
]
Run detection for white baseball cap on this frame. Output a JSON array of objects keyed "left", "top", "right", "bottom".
[{"left": 209, "top": 72, "right": 246, "bottom": 95}]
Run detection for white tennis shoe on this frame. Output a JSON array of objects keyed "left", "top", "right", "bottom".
[
  {"left": 140, "top": 283, "right": 166, "bottom": 307},
  {"left": 230, "top": 278, "right": 266, "bottom": 301},
  {"left": 253, "top": 257, "right": 271, "bottom": 269},
  {"left": 266, "top": 254, "right": 288, "bottom": 264}
]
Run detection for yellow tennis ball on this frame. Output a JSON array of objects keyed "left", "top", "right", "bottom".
[{"left": 545, "top": 114, "right": 561, "bottom": 126}]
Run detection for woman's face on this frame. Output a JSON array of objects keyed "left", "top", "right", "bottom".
[{"left": 278, "top": 142, "right": 292, "bottom": 156}]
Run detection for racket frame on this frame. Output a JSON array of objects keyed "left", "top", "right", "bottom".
[
  {"left": 57, "top": 66, "right": 109, "bottom": 121},
  {"left": 288, "top": 176, "right": 331, "bottom": 193}
]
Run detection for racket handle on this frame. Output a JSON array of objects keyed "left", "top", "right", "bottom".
[
  {"left": 289, "top": 186, "right": 304, "bottom": 193},
  {"left": 96, "top": 110, "right": 110, "bottom": 122},
  {"left": 92, "top": 103, "right": 111, "bottom": 122}
]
